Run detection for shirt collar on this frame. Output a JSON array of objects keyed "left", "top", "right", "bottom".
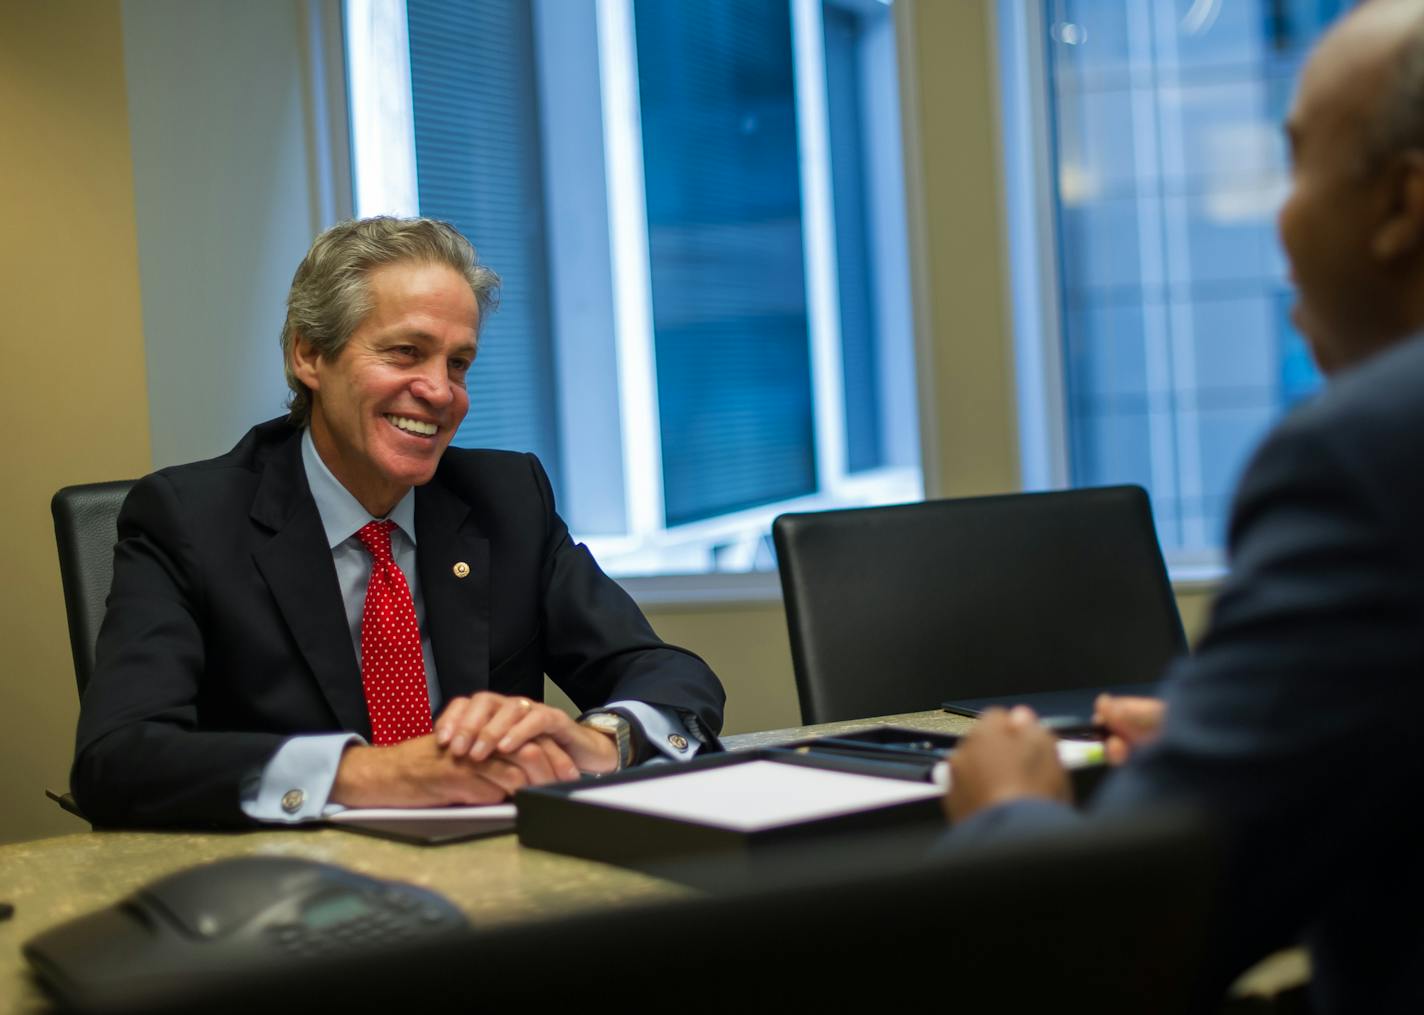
[{"left": 300, "top": 428, "right": 417, "bottom": 549}]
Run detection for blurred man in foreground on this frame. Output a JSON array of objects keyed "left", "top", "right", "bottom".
[{"left": 946, "top": 2, "right": 1424, "bottom": 1010}]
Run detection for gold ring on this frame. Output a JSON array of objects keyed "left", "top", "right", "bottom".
[{"left": 519, "top": 698, "right": 532, "bottom": 711}]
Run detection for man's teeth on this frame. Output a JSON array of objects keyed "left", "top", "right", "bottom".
[{"left": 386, "top": 415, "right": 437, "bottom": 436}]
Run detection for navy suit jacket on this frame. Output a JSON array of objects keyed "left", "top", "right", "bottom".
[
  {"left": 72, "top": 419, "right": 725, "bottom": 829},
  {"left": 950, "top": 335, "right": 1424, "bottom": 1012}
]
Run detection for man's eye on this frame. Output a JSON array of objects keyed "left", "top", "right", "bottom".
[{"left": 450, "top": 358, "right": 471, "bottom": 374}]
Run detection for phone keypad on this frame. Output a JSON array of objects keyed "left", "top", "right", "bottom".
[{"left": 265, "top": 893, "right": 457, "bottom": 956}]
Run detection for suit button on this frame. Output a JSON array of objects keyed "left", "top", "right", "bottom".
[
  {"left": 452, "top": 561, "right": 471, "bottom": 578},
  {"left": 667, "top": 734, "right": 689, "bottom": 751},
  {"left": 281, "top": 789, "right": 305, "bottom": 813}
]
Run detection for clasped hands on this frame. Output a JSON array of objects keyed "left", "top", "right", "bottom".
[
  {"left": 945, "top": 694, "right": 1164, "bottom": 823},
  {"left": 331, "top": 692, "right": 619, "bottom": 808}
]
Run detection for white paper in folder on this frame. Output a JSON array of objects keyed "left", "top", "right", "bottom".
[{"left": 569, "top": 760, "right": 943, "bottom": 832}]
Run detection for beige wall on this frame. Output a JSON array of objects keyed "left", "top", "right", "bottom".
[
  {"left": 898, "top": 0, "right": 1020, "bottom": 501},
  {"left": 0, "top": 2, "right": 151, "bottom": 844},
  {"left": 122, "top": 0, "right": 337, "bottom": 468},
  {"left": 0, "top": 0, "right": 1220, "bottom": 845}
]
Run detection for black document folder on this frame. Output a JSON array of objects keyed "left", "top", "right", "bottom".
[{"left": 516, "top": 747, "right": 947, "bottom": 888}]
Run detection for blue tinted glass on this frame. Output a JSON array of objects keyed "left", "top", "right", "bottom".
[
  {"left": 1193, "top": 403, "right": 1277, "bottom": 541},
  {"left": 1071, "top": 409, "right": 1157, "bottom": 495},
  {"left": 824, "top": 2, "right": 882, "bottom": 474},
  {"left": 634, "top": 0, "right": 816, "bottom": 525},
  {"left": 1047, "top": 0, "right": 1136, "bottom": 82},
  {"left": 1170, "top": 191, "right": 1281, "bottom": 288},
  {"left": 1064, "top": 302, "right": 1150, "bottom": 407},
  {"left": 1053, "top": 86, "right": 1140, "bottom": 196},
  {"left": 406, "top": 0, "right": 562, "bottom": 484},
  {"left": 1187, "top": 296, "right": 1277, "bottom": 394},
  {"left": 1160, "top": 79, "right": 1278, "bottom": 186},
  {"left": 1044, "top": 0, "right": 1340, "bottom": 555},
  {"left": 1057, "top": 196, "right": 1153, "bottom": 295},
  {"left": 1274, "top": 289, "right": 1323, "bottom": 405}
]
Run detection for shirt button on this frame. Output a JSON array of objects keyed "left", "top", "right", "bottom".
[
  {"left": 281, "top": 789, "right": 305, "bottom": 814},
  {"left": 667, "top": 734, "right": 689, "bottom": 752}
]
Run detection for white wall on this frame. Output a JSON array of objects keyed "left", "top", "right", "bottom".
[{"left": 121, "top": 0, "right": 348, "bottom": 466}]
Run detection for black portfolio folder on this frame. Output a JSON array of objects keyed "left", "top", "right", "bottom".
[{"left": 516, "top": 745, "right": 948, "bottom": 888}]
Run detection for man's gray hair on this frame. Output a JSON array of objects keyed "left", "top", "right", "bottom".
[{"left": 280, "top": 216, "right": 500, "bottom": 426}]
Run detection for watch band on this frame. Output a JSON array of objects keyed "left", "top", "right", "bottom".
[{"left": 580, "top": 711, "right": 634, "bottom": 770}]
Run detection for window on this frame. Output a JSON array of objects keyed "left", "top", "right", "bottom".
[
  {"left": 345, "top": 0, "right": 920, "bottom": 580},
  {"left": 1001, "top": 0, "right": 1346, "bottom": 571}
]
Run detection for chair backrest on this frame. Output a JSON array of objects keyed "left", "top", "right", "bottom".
[
  {"left": 773, "top": 485, "right": 1187, "bottom": 724},
  {"left": 51, "top": 481, "right": 134, "bottom": 697}
]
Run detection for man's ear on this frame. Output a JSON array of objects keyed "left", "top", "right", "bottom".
[
  {"left": 1372, "top": 150, "right": 1424, "bottom": 261},
  {"left": 289, "top": 332, "right": 323, "bottom": 392}
]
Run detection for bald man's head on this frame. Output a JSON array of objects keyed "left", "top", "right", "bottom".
[{"left": 1279, "top": 0, "right": 1424, "bottom": 373}]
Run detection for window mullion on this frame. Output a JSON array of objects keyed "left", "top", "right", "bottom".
[
  {"left": 597, "top": 0, "right": 666, "bottom": 539},
  {"left": 345, "top": 0, "right": 419, "bottom": 217},
  {"left": 791, "top": 0, "right": 848, "bottom": 495},
  {"left": 1124, "top": 0, "right": 1180, "bottom": 541}
]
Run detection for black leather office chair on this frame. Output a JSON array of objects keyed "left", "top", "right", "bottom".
[
  {"left": 51, "top": 480, "right": 134, "bottom": 697},
  {"left": 773, "top": 485, "right": 1187, "bottom": 724}
]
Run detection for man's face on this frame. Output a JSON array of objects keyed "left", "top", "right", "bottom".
[
  {"left": 293, "top": 260, "right": 479, "bottom": 515},
  {"left": 1278, "top": 4, "right": 1418, "bottom": 373}
]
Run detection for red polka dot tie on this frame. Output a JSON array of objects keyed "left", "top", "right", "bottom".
[{"left": 355, "top": 520, "right": 432, "bottom": 746}]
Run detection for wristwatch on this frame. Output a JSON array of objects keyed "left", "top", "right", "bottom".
[{"left": 580, "top": 711, "right": 634, "bottom": 771}]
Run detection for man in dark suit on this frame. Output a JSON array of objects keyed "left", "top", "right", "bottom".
[
  {"left": 945, "top": 2, "right": 1424, "bottom": 1011},
  {"left": 73, "top": 217, "right": 724, "bottom": 829}
]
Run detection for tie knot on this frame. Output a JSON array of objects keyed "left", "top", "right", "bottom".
[{"left": 355, "top": 519, "right": 397, "bottom": 561}]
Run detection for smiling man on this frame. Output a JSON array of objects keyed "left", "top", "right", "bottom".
[
  {"left": 73, "top": 217, "right": 725, "bottom": 827},
  {"left": 943, "top": 2, "right": 1424, "bottom": 1011}
]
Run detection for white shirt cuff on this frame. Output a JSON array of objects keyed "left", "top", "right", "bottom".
[
  {"left": 240, "top": 733, "right": 364, "bottom": 823},
  {"left": 603, "top": 700, "right": 703, "bottom": 764}
]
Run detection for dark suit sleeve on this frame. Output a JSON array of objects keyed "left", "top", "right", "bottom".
[
  {"left": 943, "top": 410, "right": 1424, "bottom": 997},
  {"left": 1100, "top": 413, "right": 1424, "bottom": 995},
  {"left": 71, "top": 472, "right": 284, "bottom": 828},
  {"left": 524, "top": 455, "right": 726, "bottom": 738}
]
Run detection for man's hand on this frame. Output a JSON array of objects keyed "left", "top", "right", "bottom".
[
  {"left": 946, "top": 706, "right": 1071, "bottom": 823},
  {"left": 1093, "top": 693, "right": 1165, "bottom": 765},
  {"left": 434, "top": 692, "right": 618, "bottom": 775},
  {"left": 329, "top": 732, "right": 578, "bottom": 808}
]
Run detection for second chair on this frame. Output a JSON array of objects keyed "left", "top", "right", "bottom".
[{"left": 772, "top": 485, "right": 1187, "bottom": 725}]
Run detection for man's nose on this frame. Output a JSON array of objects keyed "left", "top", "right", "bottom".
[{"left": 410, "top": 364, "right": 454, "bottom": 407}]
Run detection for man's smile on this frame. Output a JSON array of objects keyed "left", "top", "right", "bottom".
[{"left": 384, "top": 414, "right": 439, "bottom": 438}]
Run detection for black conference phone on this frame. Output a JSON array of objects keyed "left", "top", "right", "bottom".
[{"left": 24, "top": 856, "right": 468, "bottom": 1012}]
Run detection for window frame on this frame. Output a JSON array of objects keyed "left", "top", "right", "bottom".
[
  {"left": 993, "top": 0, "right": 1316, "bottom": 580},
  {"left": 341, "top": 0, "right": 925, "bottom": 594}
]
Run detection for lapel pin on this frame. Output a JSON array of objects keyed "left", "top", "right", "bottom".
[{"left": 452, "top": 561, "right": 471, "bottom": 579}]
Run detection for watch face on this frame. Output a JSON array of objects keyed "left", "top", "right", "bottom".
[{"left": 584, "top": 713, "right": 632, "bottom": 768}]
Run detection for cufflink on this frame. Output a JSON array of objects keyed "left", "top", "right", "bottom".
[
  {"left": 668, "top": 734, "right": 689, "bottom": 752},
  {"left": 281, "top": 789, "right": 305, "bottom": 814},
  {"left": 453, "top": 561, "right": 471, "bottom": 578}
]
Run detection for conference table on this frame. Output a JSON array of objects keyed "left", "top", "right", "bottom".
[
  {"left": 0, "top": 709, "right": 973, "bottom": 1011},
  {"left": 0, "top": 707, "right": 1304, "bottom": 1010}
]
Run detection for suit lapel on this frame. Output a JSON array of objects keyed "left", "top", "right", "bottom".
[
  {"left": 250, "top": 433, "right": 372, "bottom": 739},
  {"left": 416, "top": 477, "right": 491, "bottom": 702}
]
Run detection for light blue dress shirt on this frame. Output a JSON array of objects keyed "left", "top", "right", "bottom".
[{"left": 242, "top": 430, "right": 701, "bottom": 822}]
